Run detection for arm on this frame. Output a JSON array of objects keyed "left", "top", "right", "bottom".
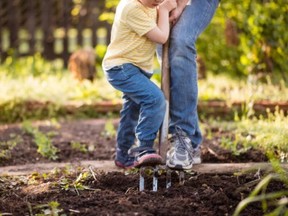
[{"left": 145, "top": 0, "right": 177, "bottom": 44}]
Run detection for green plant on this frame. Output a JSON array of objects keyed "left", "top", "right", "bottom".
[
  {"left": 0, "top": 134, "right": 22, "bottom": 159},
  {"left": 102, "top": 119, "right": 116, "bottom": 139},
  {"left": 22, "top": 121, "right": 59, "bottom": 160},
  {"left": 34, "top": 201, "right": 64, "bottom": 216},
  {"left": 207, "top": 107, "right": 288, "bottom": 162},
  {"left": 71, "top": 141, "right": 88, "bottom": 153},
  {"left": 59, "top": 171, "right": 91, "bottom": 195},
  {"left": 0, "top": 53, "right": 65, "bottom": 78},
  {"left": 233, "top": 174, "right": 288, "bottom": 216},
  {"left": 198, "top": 1, "right": 288, "bottom": 78}
]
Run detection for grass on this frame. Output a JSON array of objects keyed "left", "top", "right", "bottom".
[
  {"left": 0, "top": 70, "right": 119, "bottom": 106},
  {"left": 203, "top": 108, "right": 288, "bottom": 162},
  {"left": 198, "top": 74, "right": 288, "bottom": 102},
  {"left": 1, "top": 56, "right": 288, "bottom": 107}
]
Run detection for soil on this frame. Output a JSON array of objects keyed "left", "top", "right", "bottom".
[{"left": 0, "top": 118, "right": 282, "bottom": 216}]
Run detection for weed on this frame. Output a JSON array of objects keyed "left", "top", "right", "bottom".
[
  {"left": 0, "top": 135, "right": 22, "bottom": 159},
  {"left": 71, "top": 141, "right": 88, "bottom": 153},
  {"left": 233, "top": 169, "right": 288, "bottom": 216},
  {"left": 207, "top": 108, "right": 288, "bottom": 162},
  {"left": 58, "top": 171, "right": 92, "bottom": 195},
  {"left": 102, "top": 119, "right": 116, "bottom": 139},
  {"left": 34, "top": 201, "right": 64, "bottom": 216},
  {"left": 21, "top": 121, "right": 59, "bottom": 160}
]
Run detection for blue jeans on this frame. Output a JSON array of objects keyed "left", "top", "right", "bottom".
[
  {"left": 104, "top": 63, "right": 166, "bottom": 155},
  {"left": 157, "top": 0, "right": 219, "bottom": 148}
]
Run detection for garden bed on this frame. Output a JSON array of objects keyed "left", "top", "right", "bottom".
[{"left": 0, "top": 118, "right": 286, "bottom": 215}]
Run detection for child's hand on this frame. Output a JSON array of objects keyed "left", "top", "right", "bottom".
[
  {"left": 159, "top": 0, "right": 177, "bottom": 13},
  {"left": 169, "top": 7, "right": 183, "bottom": 25}
]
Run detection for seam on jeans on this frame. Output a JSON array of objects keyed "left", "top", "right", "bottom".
[{"left": 193, "top": 0, "right": 212, "bottom": 39}]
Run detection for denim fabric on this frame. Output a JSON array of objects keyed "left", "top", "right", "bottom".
[
  {"left": 157, "top": 0, "right": 219, "bottom": 148},
  {"left": 104, "top": 63, "right": 166, "bottom": 155}
]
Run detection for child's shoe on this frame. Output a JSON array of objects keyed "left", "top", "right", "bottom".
[
  {"left": 130, "top": 147, "right": 162, "bottom": 168},
  {"left": 114, "top": 148, "right": 135, "bottom": 169}
]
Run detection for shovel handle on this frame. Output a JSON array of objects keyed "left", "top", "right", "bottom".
[{"left": 159, "top": 40, "right": 170, "bottom": 162}]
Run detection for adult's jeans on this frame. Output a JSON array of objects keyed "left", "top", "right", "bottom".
[
  {"left": 158, "top": 0, "right": 219, "bottom": 148},
  {"left": 104, "top": 63, "right": 166, "bottom": 154}
]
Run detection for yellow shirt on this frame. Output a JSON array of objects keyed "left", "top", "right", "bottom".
[{"left": 102, "top": 0, "right": 157, "bottom": 73}]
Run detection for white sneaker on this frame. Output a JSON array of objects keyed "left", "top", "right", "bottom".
[{"left": 166, "top": 126, "right": 201, "bottom": 170}]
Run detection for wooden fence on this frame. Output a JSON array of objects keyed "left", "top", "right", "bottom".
[{"left": 0, "top": 0, "right": 112, "bottom": 65}]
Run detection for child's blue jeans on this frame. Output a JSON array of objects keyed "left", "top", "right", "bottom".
[{"left": 104, "top": 63, "right": 166, "bottom": 155}]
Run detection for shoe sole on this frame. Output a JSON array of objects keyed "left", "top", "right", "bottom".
[
  {"left": 166, "top": 161, "right": 193, "bottom": 170},
  {"left": 193, "top": 158, "right": 202, "bottom": 164},
  {"left": 166, "top": 159, "right": 202, "bottom": 170},
  {"left": 134, "top": 154, "right": 162, "bottom": 168},
  {"left": 114, "top": 160, "right": 135, "bottom": 169}
]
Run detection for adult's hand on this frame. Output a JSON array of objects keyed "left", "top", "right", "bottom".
[{"left": 169, "top": 0, "right": 189, "bottom": 25}]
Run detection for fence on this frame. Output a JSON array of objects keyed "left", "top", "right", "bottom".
[{"left": 0, "top": 0, "right": 112, "bottom": 65}]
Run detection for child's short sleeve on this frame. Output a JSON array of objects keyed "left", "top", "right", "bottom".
[{"left": 125, "top": 7, "right": 157, "bottom": 36}]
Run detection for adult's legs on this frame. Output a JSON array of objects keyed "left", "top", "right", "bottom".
[{"left": 169, "top": 0, "right": 219, "bottom": 147}]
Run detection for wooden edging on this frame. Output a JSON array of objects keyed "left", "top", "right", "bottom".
[
  {"left": 78, "top": 100, "right": 288, "bottom": 115},
  {"left": 0, "top": 161, "right": 287, "bottom": 176}
]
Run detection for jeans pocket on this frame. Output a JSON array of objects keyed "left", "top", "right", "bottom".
[
  {"left": 106, "top": 65, "right": 127, "bottom": 82},
  {"left": 106, "top": 64, "right": 139, "bottom": 83}
]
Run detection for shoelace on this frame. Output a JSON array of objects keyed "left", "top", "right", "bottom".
[{"left": 174, "top": 126, "right": 194, "bottom": 162}]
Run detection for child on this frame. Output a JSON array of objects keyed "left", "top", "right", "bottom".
[{"left": 102, "top": 0, "right": 176, "bottom": 168}]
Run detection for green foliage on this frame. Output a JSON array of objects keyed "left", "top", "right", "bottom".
[
  {"left": 0, "top": 53, "right": 65, "bottom": 78},
  {"left": 22, "top": 121, "right": 59, "bottom": 160},
  {"left": 233, "top": 152, "right": 288, "bottom": 216},
  {"left": 233, "top": 173, "right": 288, "bottom": 216},
  {"left": 102, "top": 119, "right": 116, "bottom": 139},
  {"left": 99, "top": 0, "right": 119, "bottom": 24},
  {"left": 207, "top": 108, "right": 288, "bottom": 162},
  {"left": 0, "top": 134, "right": 22, "bottom": 159},
  {"left": 34, "top": 201, "right": 64, "bottom": 216},
  {"left": 95, "top": 44, "right": 107, "bottom": 66},
  {"left": 0, "top": 100, "right": 61, "bottom": 123},
  {"left": 198, "top": 0, "right": 288, "bottom": 77},
  {"left": 71, "top": 141, "right": 88, "bottom": 153},
  {"left": 58, "top": 170, "right": 93, "bottom": 195}
]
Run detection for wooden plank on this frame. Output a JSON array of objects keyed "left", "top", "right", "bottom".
[
  {"left": 7, "top": 0, "right": 20, "bottom": 53},
  {"left": 61, "top": 0, "right": 71, "bottom": 66},
  {"left": 76, "top": 10, "right": 83, "bottom": 47},
  {"left": 40, "top": 0, "right": 54, "bottom": 60},
  {"left": 87, "top": 0, "right": 98, "bottom": 47},
  {"left": 0, "top": 0, "right": 3, "bottom": 58},
  {"left": 1, "top": 161, "right": 287, "bottom": 176},
  {"left": 26, "top": 0, "right": 36, "bottom": 54}
]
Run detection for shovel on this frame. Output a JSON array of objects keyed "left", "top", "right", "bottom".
[{"left": 139, "top": 40, "right": 170, "bottom": 192}]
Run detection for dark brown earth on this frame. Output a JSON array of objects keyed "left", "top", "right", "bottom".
[
  {"left": 0, "top": 118, "right": 268, "bottom": 167},
  {"left": 0, "top": 118, "right": 283, "bottom": 216}
]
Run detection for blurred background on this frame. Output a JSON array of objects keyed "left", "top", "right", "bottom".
[{"left": 0, "top": 0, "right": 287, "bottom": 123}]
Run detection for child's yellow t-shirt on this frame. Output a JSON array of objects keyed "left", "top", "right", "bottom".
[{"left": 102, "top": 0, "right": 157, "bottom": 73}]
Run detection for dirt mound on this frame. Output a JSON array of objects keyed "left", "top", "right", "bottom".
[
  {"left": 0, "top": 169, "right": 284, "bottom": 215},
  {"left": 0, "top": 118, "right": 277, "bottom": 215}
]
